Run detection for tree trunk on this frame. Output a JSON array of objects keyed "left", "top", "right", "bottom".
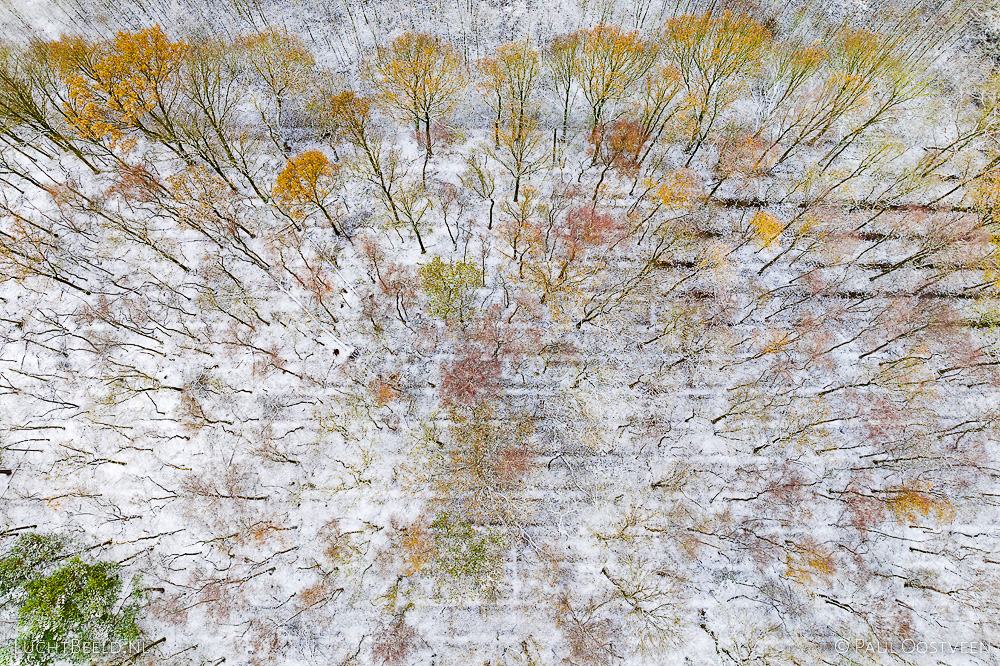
[
  {"left": 424, "top": 114, "right": 433, "bottom": 157},
  {"left": 412, "top": 221, "right": 426, "bottom": 254}
]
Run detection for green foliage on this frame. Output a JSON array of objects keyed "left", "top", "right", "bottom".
[
  {"left": 0, "top": 533, "right": 67, "bottom": 597},
  {"left": 0, "top": 534, "right": 142, "bottom": 666},
  {"left": 971, "top": 298, "right": 1000, "bottom": 328},
  {"left": 430, "top": 512, "right": 505, "bottom": 601},
  {"left": 418, "top": 256, "right": 483, "bottom": 321}
]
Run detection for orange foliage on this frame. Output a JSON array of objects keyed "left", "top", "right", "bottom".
[
  {"left": 662, "top": 11, "right": 771, "bottom": 157},
  {"left": 272, "top": 150, "right": 341, "bottom": 230},
  {"left": 750, "top": 210, "right": 783, "bottom": 248},
  {"left": 591, "top": 118, "right": 650, "bottom": 176},
  {"left": 556, "top": 203, "right": 622, "bottom": 257},
  {"left": 314, "top": 90, "right": 371, "bottom": 148},
  {"left": 661, "top": 11, "right": 771, "bottom": 90},
  {"left": 62, "top": 26, "right": 186, "bottom": 151},
  {"left": 784, "top": 538, "right": 836, "bottom": 586},
  {"left": 371, "top": 373, "right": 403, "bottom": 407},
  {"left": 398, "top": 520, "right": 435, "bottom": 576},
  {"left": 368, "top": 32, "right": 465, "bottom": 154},
  {"left": 885, "top": 484, "right": 955, "bottom": 524},
  {"left": 574, "top": 24, "right": 658, "bottom": 131}
]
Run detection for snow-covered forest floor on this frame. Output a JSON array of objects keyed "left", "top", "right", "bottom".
[{"left": 2, "top": 0, "right": 1000, "bottom": 663}]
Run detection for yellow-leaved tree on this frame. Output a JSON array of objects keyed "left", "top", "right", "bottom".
[
  {"left": 272, "top": 150, "right": 343, "bottom": 235},
  {"left": 662, "top": 11, "right": 772, "bottom": 164},
  {"left": 478, "top": 39, "right": 540, "bottom": 146},
  {"left": 61, "top": 25, "right": 186, "bottom": 153},
  {"left": 478, "top": 40, "right": 543, "bottom": 202},
  {"left": 309, "top": 89, "right": 360, "bottom": 159},
  {"left": 316, "top": 90, "right": 408, "bottom": 231},
  {"left": 543, "top": 32, "right": 581, "bottom": 143},
  {"left": 237, "top": 28, "right": 315, "bottom": 150},
  {"left": 0, "top": 40, "right": 100, "bottom": 169},
  {"left": 750, "top": 210, "right": 782, "bottom": 248},
  {"left": 575, "top": 24, "right": 658, "bottom": 154},
  {"left": 367, "top": 32, "right": 466, "bottom": 159},
  {"left": 885, "top": 484, "right": 955, "bottom": 524}
]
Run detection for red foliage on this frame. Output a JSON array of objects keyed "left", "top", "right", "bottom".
[
  {"left": 358, "top": 234, "right": 419, "bottom": 331},
  {"left": 850, "top": 392, "right": 909, "bottom": 454},
  {"left": 435, "top": 298, "right": 542, "bottom": 408},
  {"left": 498, "top": 444, "right": 531, "bottom": 480},
  {"left": 591, "top": 118, "right": 651, "bottom": 176},
  {"left": 469, "top": 302, "right": 540, "bottom": 361},
  {"left": 438, "top": 341, "right": 502, "bottom": 408},
  {"left": 105, "top": 162, "right": 161, "bottom": 202},
  {"left": 371, "top": 615, "right": 419, "bottom": 666},
  {"left": 840, "top": 476, "right": 886, "bottom": 537},
  {"left": 555, "top": 204, "right": 623, "bottom": 260}
]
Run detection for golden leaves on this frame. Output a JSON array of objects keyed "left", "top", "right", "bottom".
[
  {"left": 43, "top": 35, "right": 92, "bottom": 77},
  {"left": 62, "top": 26, "right": 186, "bottom": 151},
  {"left": 237, "top": 28, "right": 314, "bottom": 99},
  {"left": 661, "top": 10, "right": 771, "bottom": 153},
  {"left": 478, "top": 39, "right": 541, "bottom": 152},
  {"left": 758, "top": 328, "right": 795, "bottom": 356},
  {"left": 662, "top": 10, "right": 771, "bottom": 86},
  {"left": 885, "top": 484, "right": 955, "bottom": 524},
  {"left": 750, "top": 210, "right": 782, "bottom": 248},
  {"left": 648, "top": 170, "right": 702, "bottom": 210},
  {"left": 166, "top": 165, "right": 244, "bottom": 237},
  {"left": 370, "top": 374, "right": 402, "bottom": 407},
  {"left": 367, "top": 31, "right": 465, "bottom": 148},
  {"left": 314, "top": 90, "right": 371, "bottom": 146},
  {"left": 575, "top": 24, "right": 658, "bottom": 122},
  {"left": 272, "top": 150, "right": 340, "bottom": 221},
  {"left": 398, "top": 520, "right": 436, "bottom": 575},
  {"left": 478, "top": 39, "right": 540, "bottom": 108},
  {"left": 785, "top": 539, "right": 836, "bottom": 586},
  {"left": 971, "top": 169, "right": 1000, "bottom": 226},
  {"left": 831, "top": 28, "right": 888, "bottom": 77},
  {"left": 792, "top": 45, "right": 827, "bottom": 71}
]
